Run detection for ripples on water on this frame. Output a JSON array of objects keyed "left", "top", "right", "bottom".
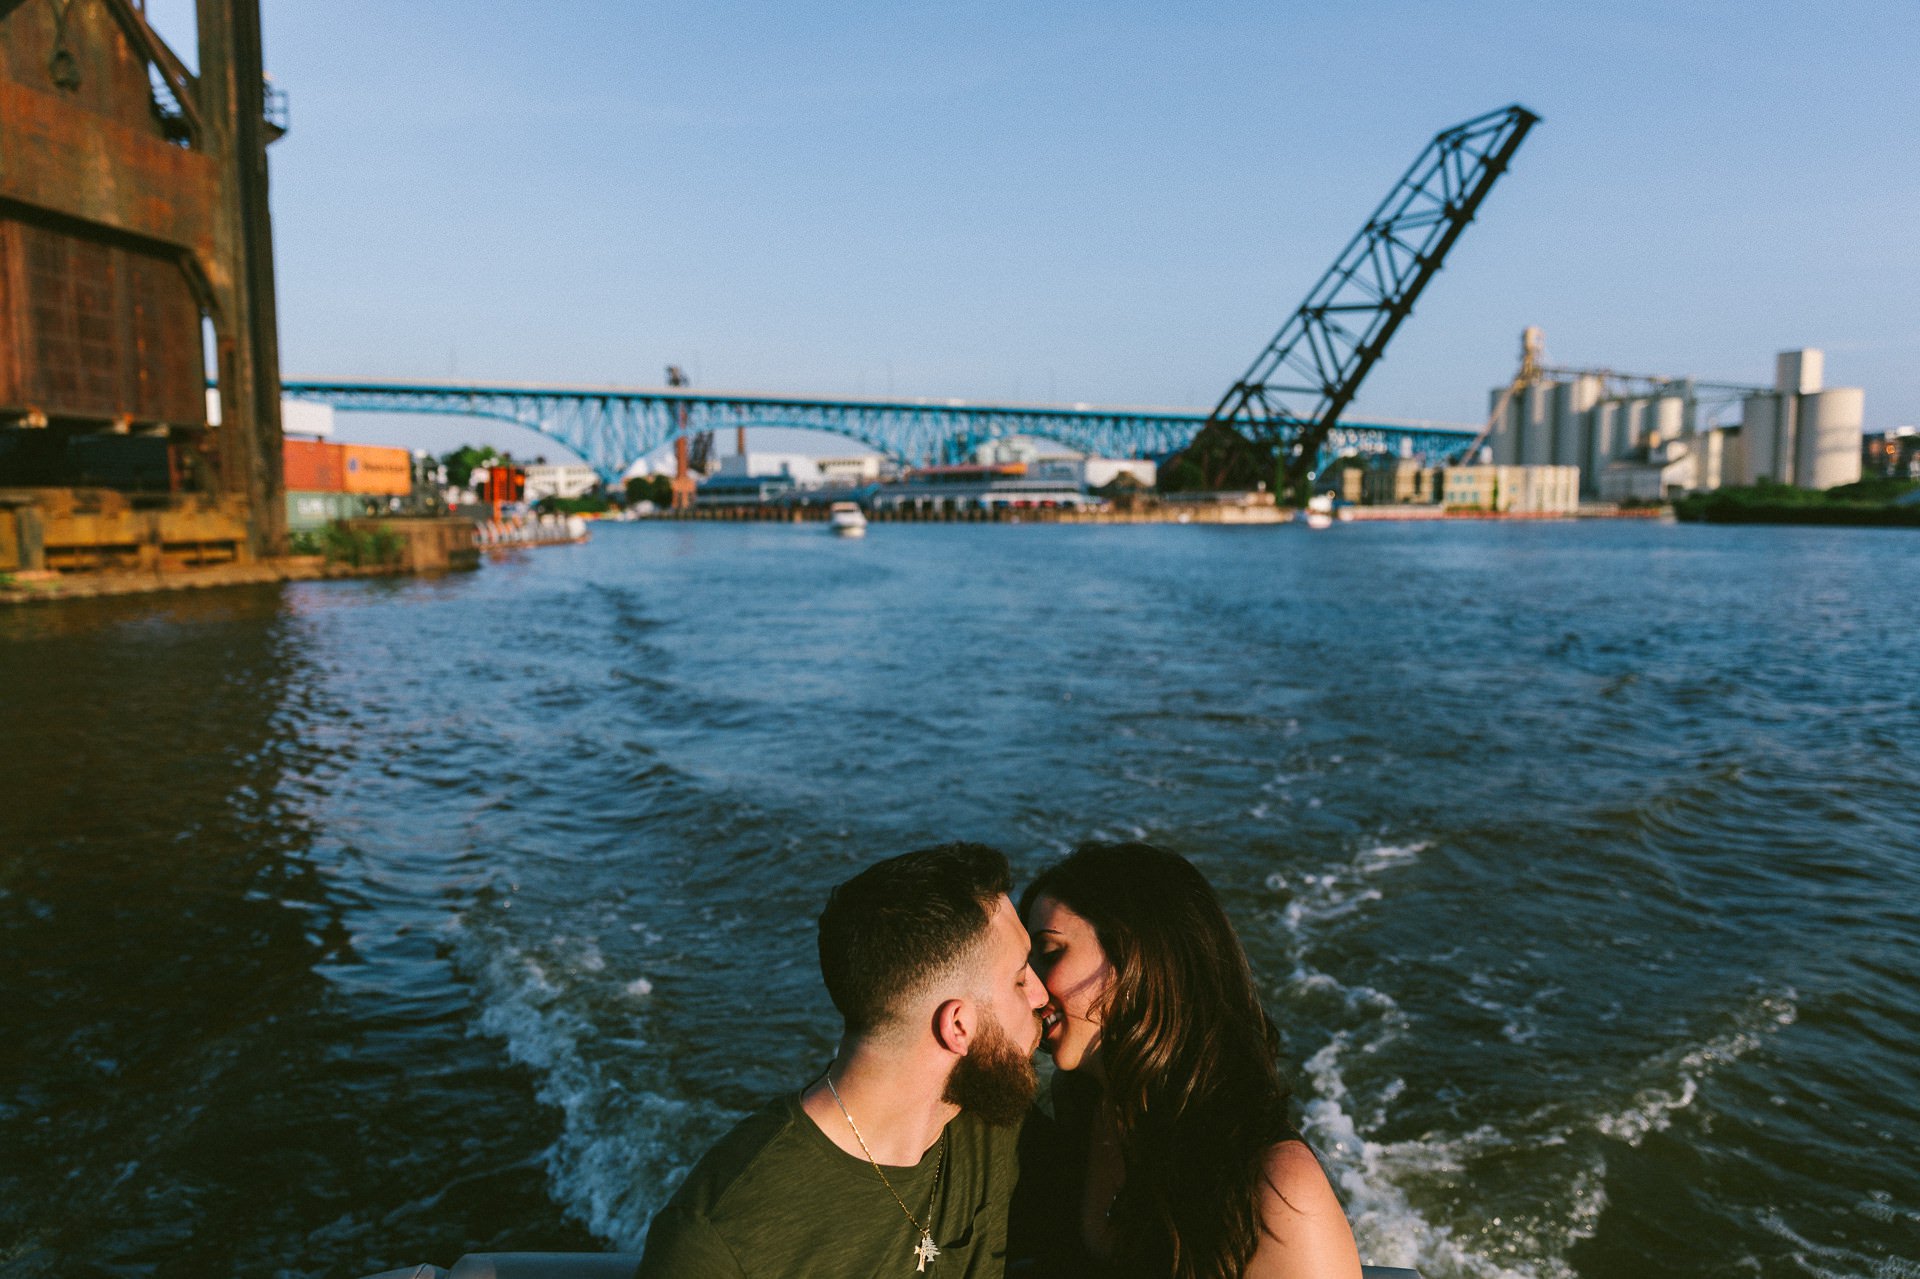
[{"left": 2, "top": 522, "right": 1917, "bottom": 1278}]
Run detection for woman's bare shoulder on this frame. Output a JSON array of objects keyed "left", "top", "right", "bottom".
[
  {"left": 1245, "top": 1140, "right": 1362, "bottom": 1279},
  {"left": 1263, "top": 1140, "right": 1342, "bottom": 1211}
]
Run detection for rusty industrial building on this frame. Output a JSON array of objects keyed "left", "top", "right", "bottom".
[{"left": 0, "top": 0, "right": 284, "bottom": 575}]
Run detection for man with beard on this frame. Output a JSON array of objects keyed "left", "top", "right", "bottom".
[{"left": 637, "top": 843, "right": 1050, "bottom": 1278}]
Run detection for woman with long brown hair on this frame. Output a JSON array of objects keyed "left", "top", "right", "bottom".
[{"left": 1018, "top": 842, "right": 1361, "bottom": 1279}]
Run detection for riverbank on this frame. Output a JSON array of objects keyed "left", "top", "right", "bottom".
[
  {"left": 1674, "top": 497, "right": 1920, "bottom": 527},
  {"left": 0, "top": 516, "right": 481, "bottom": 606},
  {"left": 0, "top": 557, "right": 411, "bottom": 605},
  {"left": 654, "top": 502, "right": 1673, "bottom": 526},
  {"left": 1673, "top": 479, "right": 1920, "bottom": 527}
]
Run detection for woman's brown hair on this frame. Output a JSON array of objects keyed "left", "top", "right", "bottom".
[{"left": 1022, "top": 841, "right": 1296, "bottom": 1279}]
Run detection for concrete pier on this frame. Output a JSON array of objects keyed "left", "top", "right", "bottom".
[{"left": 0, "top": 515, "right": 478, "bottom": 605}]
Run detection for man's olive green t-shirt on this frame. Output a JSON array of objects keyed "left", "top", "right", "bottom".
[{"left": 636, "top": 1093, "right": 1021, "bottom": 1278}]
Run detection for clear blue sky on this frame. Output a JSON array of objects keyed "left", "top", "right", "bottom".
[{"left": 148, "top": 1, "right": 1920, "bottom": 460}]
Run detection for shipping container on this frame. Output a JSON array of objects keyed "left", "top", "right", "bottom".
[
  {"left": 284, "top": 439, "right": 346, "bottom": 491},
  {"left": 341, "top": 443, "right": 413, "bottom": 496},
  {"left": 285, "top": 490, "right": 369, "bottom": 532}
]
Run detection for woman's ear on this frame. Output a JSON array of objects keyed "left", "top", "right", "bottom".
[{"left": 931, "top": 997, "right": 971, "bottom": 1057}]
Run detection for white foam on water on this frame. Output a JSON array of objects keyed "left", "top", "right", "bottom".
[
  {"left": 1757, "top": 1207, "right": 1908, "bottom": 1278},
  {"left": 1283, "top": 884, "right": 1383, "bottom": 932},
  {"left": 1272, "top": 843, "right": 1427, "bottom": 955},
  {"left": 1855, "top": 1191, "right": 1896, "bottom": 1223},
  {"left": 1356, "top": 842, "right": 1428, "bottom": 874},
  {"left": 1271, "top": 840, "right": 1833, "bottom": 1279},
  {"left": 1271, "top": 841, "right": 1610, "bottom": 1279},
  {"left": 452, "top": 913, "right": 733, "bottom": 1248},
  {"left": 1298, "top": 1031, "right": 1601, "bottom": 1279},
  {"left": 1852, "top": 1189, "right": 1920, "bottom": 1233},
  {"left": 1264, "top": 845, "right": 1817, "bottom": 1279},
  {"left": 1590, "top": 988, "right": 1797, "bottom": 1148},
  {"left": 1592, "top": 1076, "right": 1697, "bottom": 1145}
]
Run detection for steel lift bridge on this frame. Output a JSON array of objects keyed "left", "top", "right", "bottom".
[{"left": 282, "top": 105, "right": 1535, "bottom": 487}]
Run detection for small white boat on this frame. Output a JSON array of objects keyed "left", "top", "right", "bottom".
[
  {"left": 828, "top": 501, "right": 868, "bottom": 537},
  {"left": 1299, "top": 493, "right": 1336, "bottom": 530}
]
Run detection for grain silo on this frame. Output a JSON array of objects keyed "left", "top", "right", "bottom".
[{"left": 1796, "top": 389, "right": 1864, "bottom": 489}]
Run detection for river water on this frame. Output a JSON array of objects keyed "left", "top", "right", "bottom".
[{"left": 2, "top": 521, "right": 1916, "bottom": 1279}]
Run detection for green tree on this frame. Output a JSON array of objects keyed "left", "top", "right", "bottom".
[
  {"left": 536, "top": 493, "right": 611, "bottom": 516},
  {"left": 1158, "top": 422, "right": 1275, "bottom": 492},
  {"left": 441, "top": 445, "right": 504, "bottom": 489},
  {"left": 625, "top": 474, "right": 673, "bottom": 506}
]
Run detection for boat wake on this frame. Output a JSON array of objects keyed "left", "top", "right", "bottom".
[
  {"left": 450, "top": 835, "right": 1807, "bottom": 1272},
  {"left": 449, "top": 903, "right": 735, "bottom": 1249},
  {"left": 1269, "top": 838, "right": 1801, "bottom": 1279}
]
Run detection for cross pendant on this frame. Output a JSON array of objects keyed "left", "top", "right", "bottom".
[{"left": 914, "top": 1232, "right": 940, "bottom": 1272}]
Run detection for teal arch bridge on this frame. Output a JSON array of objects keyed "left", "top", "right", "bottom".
[{"left": 278, "top": 379, "right": 1480, "bottom": 484}]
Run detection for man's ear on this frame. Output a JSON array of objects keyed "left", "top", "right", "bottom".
[{"left": 931, "top": 997, "right": 971, "bottom": 1057}]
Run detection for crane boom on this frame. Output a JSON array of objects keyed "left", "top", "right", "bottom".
[{"left": 1204, "top": 104, "right": 1539, "bottom": 492}]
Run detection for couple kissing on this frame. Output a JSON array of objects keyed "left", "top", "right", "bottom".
[{"left": 637, "top": 841, "right": 1362, "bottom": 1279}]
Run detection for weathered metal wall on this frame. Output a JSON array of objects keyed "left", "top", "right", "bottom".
[
  {"left": 0, "top": 1, "right": 213, "bottom": 429},
  {"left": 0, "top": 0, "right": 286, "bottom": 557},
  {"left": 0, "top": 216, "right": 207, "bottom": 425},
  {"left": 0, "top": 1, "right": 164, "bottom": 133}
]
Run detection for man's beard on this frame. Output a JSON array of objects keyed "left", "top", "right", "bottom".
[{"left": 943, "top": 1011, "right": 1038, "bottom": 1126}]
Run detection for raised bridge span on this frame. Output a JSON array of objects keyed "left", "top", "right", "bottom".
[
  {"left": 279, "top": 378, "right": 1479, "bottom": 483},
  {"left": 280, "top": 106, "right": 1534, "bottom": 489}
]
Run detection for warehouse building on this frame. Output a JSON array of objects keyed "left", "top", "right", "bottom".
[
  {"left": 524, "top": 463, "right": 600, "bottom": 502},
  {"left": 1440, "top": 465, "right": 1579, "bottom": 514}
]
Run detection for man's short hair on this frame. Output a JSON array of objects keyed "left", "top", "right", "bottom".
[{"left": 818, "top": 842, "right": 1012, "bottom": 1038}]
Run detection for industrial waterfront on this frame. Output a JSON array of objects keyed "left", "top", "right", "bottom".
[
  {"left": 3, "top": 520, "right": 1916, "bottom": 1279},
  {"left": 5, "top": 3, "right": 1918, "bottom": 1277},
  {"left": 4, "top": 0, "right": 1911, "bottom": 589}
]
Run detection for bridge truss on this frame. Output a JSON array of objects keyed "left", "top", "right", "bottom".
[
  {"left": 1207, "top": 104, "right": 1538, "bottom": 489},
  {"left": 280, "top": 379, "right": 1477, "bottom": 484}
]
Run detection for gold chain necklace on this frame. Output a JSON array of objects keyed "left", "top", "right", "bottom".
[{"left": 825, "top": 1072, "right": 946, "bottom": 1272}]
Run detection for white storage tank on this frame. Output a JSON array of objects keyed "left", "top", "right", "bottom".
[
  {"left": 1696, "top": 426, "right": 1733, "bottom": 492},
  {"left": 1521, "top": 382, "right": 1554, "bottom": 465},
  {"left": 1796, "top": 388, "right": 1864, "bottom": 490},
  {"left": 1553, "top": 375, "right": 1601, "bottom": 472},
  {"left": 1740, "top": 393, "right": 1782, "bottom": 484},
  {"left": 1621, "top": 399, "right": 1650, "bottom": 451},
  {"left": 1491, "top": 386, "right": 1520, "bottom": 465},
  {"left": 1718, "top": 425, "right": 1746, "bottom": 490},
  {"left": 1647, "top": 396, "right": 1685, "bottom": 448},
  {"left": 1590, "top": 401, "right": 1621, "bottom": 476}
]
